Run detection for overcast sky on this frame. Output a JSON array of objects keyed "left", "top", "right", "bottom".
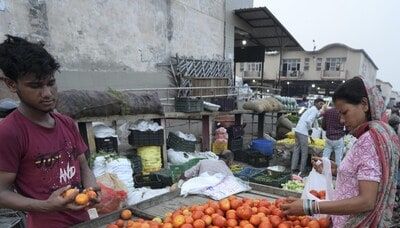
[{"left": 254, "top": 0, "right": 400, "bottom": 90}]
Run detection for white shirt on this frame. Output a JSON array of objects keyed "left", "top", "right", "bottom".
[{"left": 294, "top": 106, "right": 320, "bottom": 136}]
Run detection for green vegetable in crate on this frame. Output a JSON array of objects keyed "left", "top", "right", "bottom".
[
  {"left": 253, "top": 174, "right": 274, "bottom": 182},
  {"left": 287, "top": 114, "right": 300, "bottom": 123},
  {"left": 229, "top": 164, "right": 243, "bottom": 173},
  {"left": 281, "top": 180, "right": 305, "bottom": 192}
]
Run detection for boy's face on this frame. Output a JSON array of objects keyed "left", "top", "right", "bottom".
[{"left": 7, "top": 74, "right": 58, "bottom": 113}]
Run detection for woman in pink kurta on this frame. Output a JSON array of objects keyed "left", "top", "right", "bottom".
[
  {"left": 331, "top": 131, "right": 382, "bottom": 227},
  {"left": 281, "top": 76, "right": 400, "bottom": 228}
]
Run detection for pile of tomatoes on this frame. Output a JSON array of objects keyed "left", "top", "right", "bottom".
[
  {"left": 309, "top": 190, "right": 326, "bottom": 200},
  {"left": 106, "top": 196, "right": 330, "bottom": 228}
]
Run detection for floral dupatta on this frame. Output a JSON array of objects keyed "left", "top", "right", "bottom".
[{"left": 345, "top": 77, "right": 400, "bottom": 227}]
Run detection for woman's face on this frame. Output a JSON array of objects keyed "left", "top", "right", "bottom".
[{"left": 335, "top": 98, "right": 369, "bottom": 132}]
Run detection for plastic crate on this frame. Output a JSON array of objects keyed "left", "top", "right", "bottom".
[
  {"left": 250, "top": 139, "right": 274, "bottom": 156},
  {"left": 95, "top": 137, "right": 118, "bottom": 153},
  {"left": 227, "top": 125, "right": 244, "bottom": 139},
  {"left": 250, "top": 173, "right": 291, "bottom": 188},
  {"left": 235, "top": 167, "right": 266, "bottom": 180},
  {"left": 167, "top": 132, "right": 196, "bottom": 152},
  {"left": 128, "top": 129, "right": 164, "bottom": 147},
  {"left": 228, "top": 137, "right": 243, "bottom": 152},
  {"left": 210, "top": 97, "right": 237, "bottom": 112},
  {"left": 133, "top": 173, "right": 172, "bottom": 189},
  {"left": 129, "top": 155, "right": 142, "bottom": 175},
  {"left": 175, "top": 97, "right": 204, "bottom": 113},
  {"left": 233, "top": 149, "right": 248, "bottom": 163},
  {"left": 246, "top": 149, "right": 270, "bottom": 168}
]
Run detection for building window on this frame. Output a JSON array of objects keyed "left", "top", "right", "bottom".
[
  {"left": 304, "top": 58, "right": 310, "bottom": 71},
  {"left": 240, "top": 63, "right": 244, "bottom": 72},
  {"left": 325, "top": 57, "right": 346, "bottom": 71},
  {"left": 316, "top": 58, "right": 322, "bottom": 71},
  {"left": 282, "top": 59, "right": 301, "bottom": 77}
]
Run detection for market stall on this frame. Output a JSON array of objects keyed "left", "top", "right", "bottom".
[{"left": 73, "top": 183, "right": 302, "bottom": 228}]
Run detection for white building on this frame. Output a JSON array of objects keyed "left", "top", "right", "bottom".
[
  {"left": 376, "top": 79, "right": 393, "bottom": 107},
  {"left": 236, "top": 43, "right": 378, "bottom": 97},
  {"left": 389, "top": 90, "right": 400, "bottom": 108}
]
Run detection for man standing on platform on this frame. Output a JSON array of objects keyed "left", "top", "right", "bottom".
[{"left": 291, "top": 98, "right": 325, "bottom": 176}]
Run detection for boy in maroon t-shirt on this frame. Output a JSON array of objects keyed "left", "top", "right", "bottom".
[{"left": 0, "top": 35, "right": 99, "bottom": 227}]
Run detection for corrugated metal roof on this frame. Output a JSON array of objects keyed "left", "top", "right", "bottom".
[{"left": 234, "top": 7, "right": 303, "bottom": 51}]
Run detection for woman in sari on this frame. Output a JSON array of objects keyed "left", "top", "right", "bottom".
[{"left": 281, "top": 77, "right": 400, "bottom": 227}]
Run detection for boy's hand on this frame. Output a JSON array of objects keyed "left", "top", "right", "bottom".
[{"left": 45, "top": 185, "right": 86, "bottom": 211}]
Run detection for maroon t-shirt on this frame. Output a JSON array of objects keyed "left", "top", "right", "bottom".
[{"left": 0, "top": 110, "right": 89, "bottom": 227}]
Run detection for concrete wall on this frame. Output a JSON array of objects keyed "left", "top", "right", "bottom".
[
  {"left": 0, "top": 0, "right": 229, "bottom": 97},
  {"left": 359, "top": 54, "right": 377, "bottom": 84},
  {"left": 225, "top": 0, "right": 253, "bottom": 60}
]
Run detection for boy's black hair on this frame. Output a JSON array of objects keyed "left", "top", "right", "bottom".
[
  {"left": 0, "top": 35, "right": 60, "bottom": 81},
  {"left": 333, "top": 77, "right": 368, "bottom": 105}
]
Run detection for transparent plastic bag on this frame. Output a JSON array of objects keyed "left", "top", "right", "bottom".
[
  {"left": 301, "top": 157, "right": 333, "bottom": 201},
  {"left": 301, "top": 157, "right": 333, "bottom": 219}
]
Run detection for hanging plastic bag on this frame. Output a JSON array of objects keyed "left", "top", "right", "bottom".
[
  {"left": 301, "top": 157, "right": 333, "bottom": 201},
  {"left": 301, "top": 157, "right": 333, "bottom": 219}
]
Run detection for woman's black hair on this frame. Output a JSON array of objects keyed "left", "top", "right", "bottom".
[
  {"left": 333, "top": 77, "right": 368, "bottom": 105},
  {"left": 333, "top": 77, "right": 371, "bottom": 120},
  {"left": 0, "top": 35, "right": 60, "bottom": 81}
]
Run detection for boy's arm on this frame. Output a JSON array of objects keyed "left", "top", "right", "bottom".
[
  {"left": 0, "top": 171, "right": 82, "bottom": 212},
  {"left": 78, "top": 153, "right": 99, "bottom": 190}
]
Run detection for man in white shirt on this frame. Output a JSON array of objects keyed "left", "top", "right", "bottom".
[{"left": 291, "top": 98, "right": 325, "bottom": 175}]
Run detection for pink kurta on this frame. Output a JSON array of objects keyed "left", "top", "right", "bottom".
[{"left": 331, "top": 131, "right": 382, "bottom": 228}]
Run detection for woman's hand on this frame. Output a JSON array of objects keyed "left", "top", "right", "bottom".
[
  {"left": 280, "top": 197, "right": 306, "bottom": 216},
  {"left": 311, "top": 156, "right": 337, "bottom": 176}
]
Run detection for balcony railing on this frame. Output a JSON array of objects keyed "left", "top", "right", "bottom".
[
  {"left": 321, "top": 70, "right": 348, "bottom": 79},
  {"left": 242, "top": 71, "right": 262, "bottom": 78},
  {"left": 279, "top": 70, "right": 304, "bottom": 79}
]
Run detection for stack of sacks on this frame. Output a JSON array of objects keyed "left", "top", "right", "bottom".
[{"left": 242, "top": 97, "right": 284, "bottom": 113}]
